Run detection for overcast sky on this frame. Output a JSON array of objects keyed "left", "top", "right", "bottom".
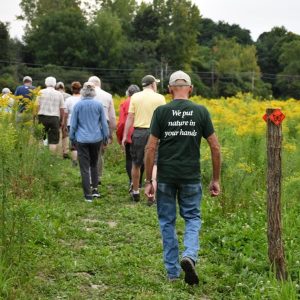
[
  {"left": 195, "top": 0, "right": 300, "bottom": 40},
  {"left": 1, "top": 0, "right": 300, "bottom": 41}
]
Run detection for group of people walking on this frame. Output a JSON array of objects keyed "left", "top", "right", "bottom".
[
  {"left": 1, "top": 70, "right": 221, "bottom": 286},
  {"left": 2, "top": 75, "right": 115, "bottom": 199}
]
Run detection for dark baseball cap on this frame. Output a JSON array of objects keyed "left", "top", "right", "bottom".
[{"left": 141, "top": 75, "right": 160, "bottom": 87}]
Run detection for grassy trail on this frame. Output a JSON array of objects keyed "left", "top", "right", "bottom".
[
  {"left": 13, "top": 145, "right": 212, "bottom": 299},
  {"left": 3, "top": 141, "right": 300, "bottom": 299}
]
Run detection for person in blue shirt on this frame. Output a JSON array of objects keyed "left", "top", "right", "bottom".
[
  {"left": 69, "top": 82, "right": 109, "bottom": 202},
  {"left": 14, "top": 76, "right": 35, "bottom": 113}
]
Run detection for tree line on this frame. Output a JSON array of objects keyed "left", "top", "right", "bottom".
[{"left": 1, "top": 0, "right": 300, "bottom": 99}]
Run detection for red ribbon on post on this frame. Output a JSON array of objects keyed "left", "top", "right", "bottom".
[{"left": 263, "top": 109, "right": 285, "bottom": 126}]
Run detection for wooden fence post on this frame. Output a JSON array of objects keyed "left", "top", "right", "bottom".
[{"left": 264, "top": 108, "right": 287, "bottom": 280}]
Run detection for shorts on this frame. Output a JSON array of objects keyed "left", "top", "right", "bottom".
[
  {"left": 38, "top": 115, "right": 60, "bottom": 144},
  {"left": 130, "top": 128, "right": 150, "bottom": 166}
]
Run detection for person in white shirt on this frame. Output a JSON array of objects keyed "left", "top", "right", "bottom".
[
  {"left": 64, "top": 81, "right": 82, "bottom": 166},
  {"left": 1, "top": 88, "right": 14, "bottom": 113},
  {"left": 37, "top": 76, "right": 65, "bottom": 153},
  {"left": 88, "top": 76, "right": 116, "bottom": 184}
]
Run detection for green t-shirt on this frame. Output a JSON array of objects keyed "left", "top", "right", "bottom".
[{"left": 150, "top": 99, "right": 214, "bottom": 184}]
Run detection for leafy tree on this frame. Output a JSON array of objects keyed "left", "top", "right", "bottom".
[
  {"left": 157, "top": 0, "right": 200, "bottom": 68},
  {"left": 198, "top": 18, "right": 253, "bottom": 47},
  {"left": 132, "top": 3, "right": 161, "bottom": 41},
  {"left": 131, "top": 0, "right": 201, "bottom": 91},
  {"left": 19, "top": 0, "right": 81, "bottom": 29},
  {"left": 217, "top": 22, "right": 252, "bottom": 45},
  {"left": 24, "top": 9, "right": 89, "bottom": 66},
  {"left": 256, "top": 27, "right": 293, "bottom": 75},
  {"left": 256, "top": 26, "right": 300, "bottom": 96},
  {"left": 197, "top": 18, "right": 217, "bottom": 47},
  {"left": 276, "top": 40, "right": 300, "bottom": 98},
  {"left": 97, "top": 0, "right": 137, "bottom": 35},
  {"left": 87, "top": 9, "right": 130, "bottom": 92},
  {"left": 89, "top": 9, "right": 126, "bottom": 68},
  {"left": 212, "top": 38, "right": 270, "bottom": 97},
  {"left": 0, "top": 21, "right": 9, "bottom": 61},
  {"left": 0, "top": 22, "right": 22, "bottom": 89},
  {"left": 189, "top": 45, "right": 215, "bottom": 97},
  {"left": 130, "top": 2, "right": 161, "bottom": 79}
]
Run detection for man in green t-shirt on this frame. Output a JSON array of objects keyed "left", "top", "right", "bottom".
[{"left": 144, "top": 70, "right": 221, "bottom": 285}]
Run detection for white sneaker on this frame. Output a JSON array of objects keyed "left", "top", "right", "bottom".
[{"left": 92, "top": 189, "right": 100, "bottom": 198}]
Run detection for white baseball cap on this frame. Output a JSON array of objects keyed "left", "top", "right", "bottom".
[
  {"left": 23, "top": 76, "right": 32, "bottom": 83},
  {"left": 169, "top": 70, "right": 192, "bottom": 86},
  {"left": 45, "top": 76, "right": 57, "bottom": 87},
  {"left": 2, "top": 87, "right": 11, "bottom": 94}
]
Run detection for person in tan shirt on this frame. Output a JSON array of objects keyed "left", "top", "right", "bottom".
[
  {"left": 122, "top": 75, "right": 165, "bottom": 202},
  {"left": 56, "top": 81, "right": 71, "bottom": 159},
  {"left": 88, "top": 76, "right": 116, "bottom": 184}
]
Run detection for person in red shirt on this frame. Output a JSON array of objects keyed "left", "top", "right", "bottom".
[{"left": 116, "top": 85, "right": 144, "bottom": 191}]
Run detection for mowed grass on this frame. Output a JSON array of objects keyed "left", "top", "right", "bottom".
[{"left": 1, "top": 134, "right": 298, "bottom": 300}]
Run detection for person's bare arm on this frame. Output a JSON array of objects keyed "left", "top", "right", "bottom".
[
  {"left": 144, "top": 135, "right": 159, "bottom": 199},
  {"left": 60, "top": 108, "right": 65, "bottom": 126},
  {"left": 206, "top": 133, "right": 221, "bottom": 196},
  {"left": 121, "top": 112, "right": 134, "bottom": 148},
  {"left": 64, "top": 112, "right": 69, "bottom": 125},
  {"left": 36, "top": 95, "right": 40, "bottom": 115},
  {"left": 108, "top": 98, "right": 117, "bottom": 131},
  {"left": 59, "top": 94, "right": 65, "bottom": 127},
  {"left": 108, "top": 98, "right": 117, "bottom": 143}
]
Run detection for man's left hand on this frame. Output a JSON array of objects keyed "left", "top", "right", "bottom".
[
  {"left": 144, "top": 183, "right": 155, "bottom": 203},
  {"left": 209, "top": 180, "right": 220, "bottom": 197}
]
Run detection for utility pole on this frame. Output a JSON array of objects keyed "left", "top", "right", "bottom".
[
  {"left": 160, "top": 60, "right": 164, "bottom": 92},
  {"left": 165, "top": 62, "right": 168, "bottom": 82},
  {"left": 251, "top": 71, "right": 255, "bottom": 93},
  {"left": 211, "top": 60, "right": 215, "bottom": 93}
]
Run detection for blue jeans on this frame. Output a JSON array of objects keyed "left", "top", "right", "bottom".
[{"left": 157, "top": 182, "right": 202, "bottom": 279}]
